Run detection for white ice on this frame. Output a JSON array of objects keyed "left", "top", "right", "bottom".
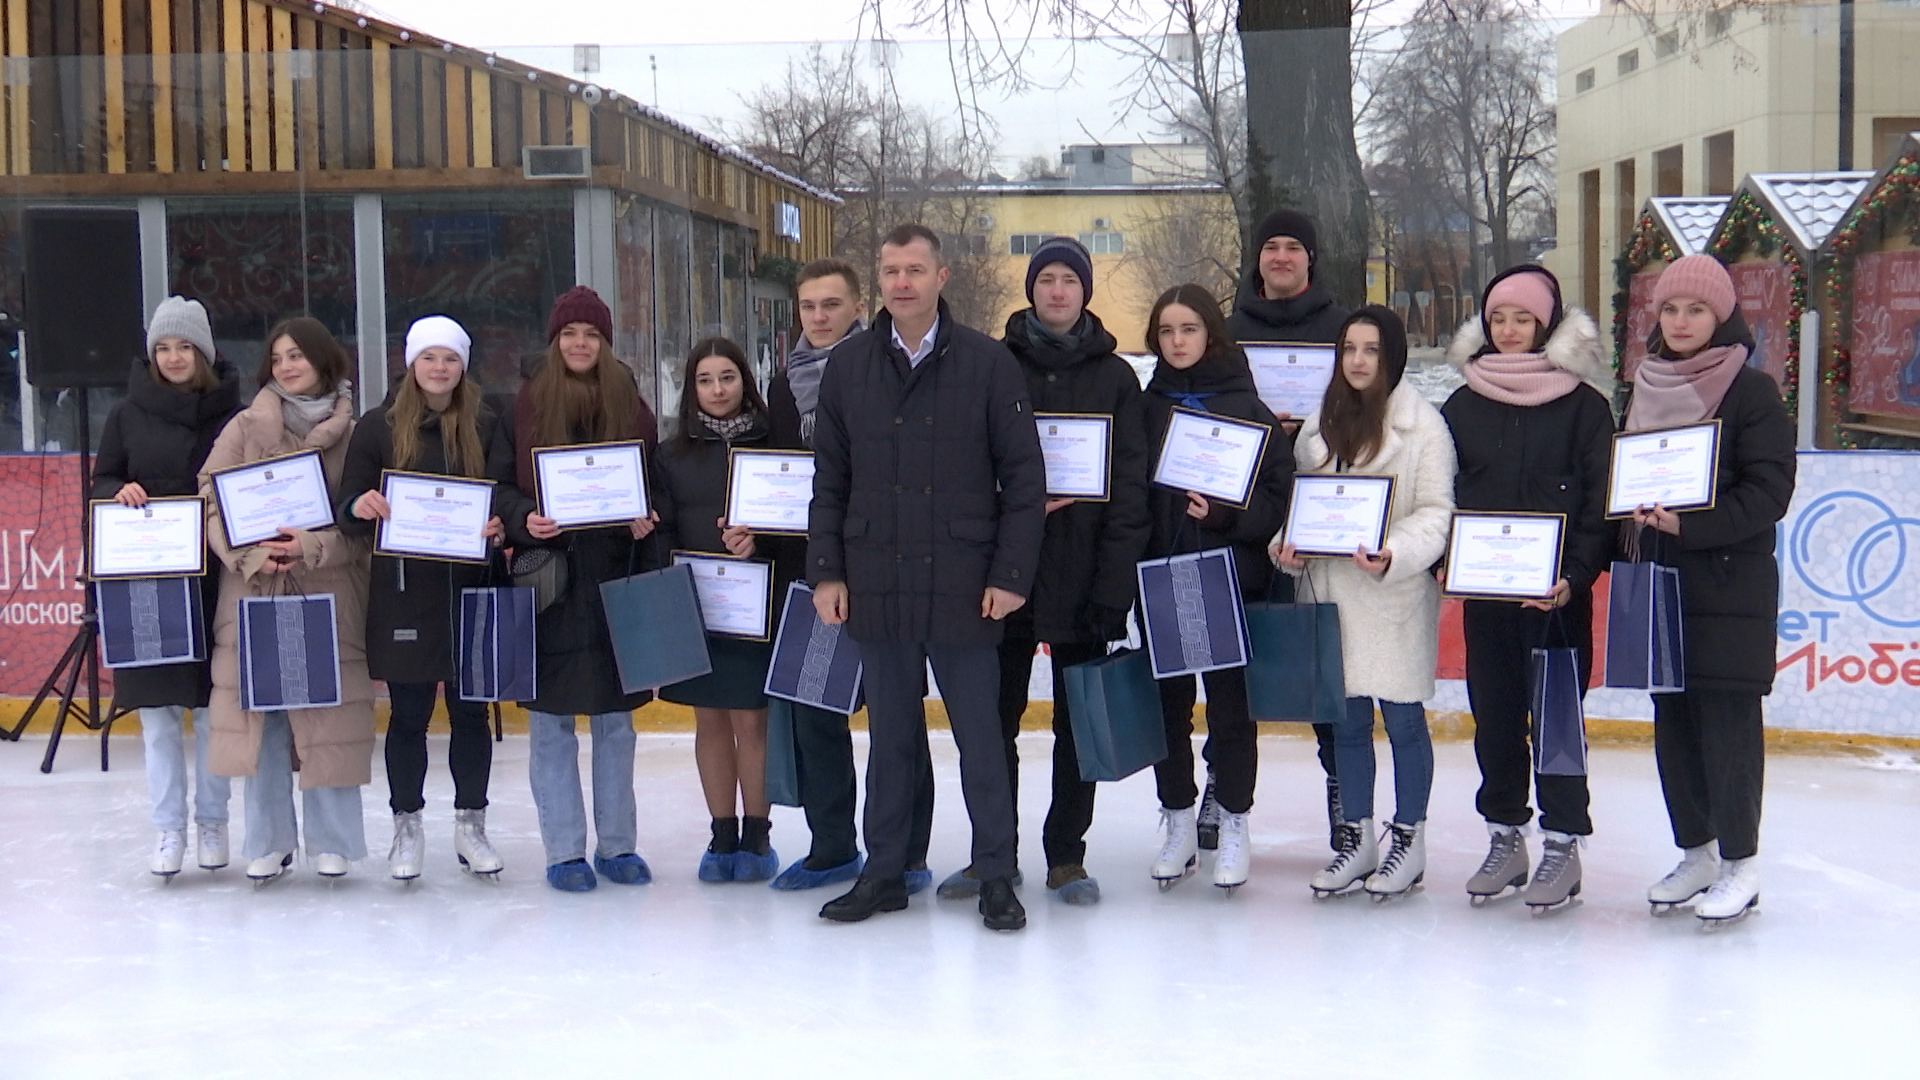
[{"left": 2, "top": 727, "right": 1916, "bottom": 1077}]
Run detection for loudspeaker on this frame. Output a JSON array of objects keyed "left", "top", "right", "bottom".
[{"left": 24, "top": 206, "right": 145, "bottom": 390}]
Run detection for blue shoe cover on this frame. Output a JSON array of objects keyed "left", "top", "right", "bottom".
[
  {"left": 769, "top": 853, "right": 865, "bottom": 891},
  {"left": 732, "top": 847, "right": 781, "bottom": 883},
  {"left": 699, "top": 849, "right": 736, "bottom": 883},
  {"left": 904, "top": 867, "right": 934, "bottom": 895},
  {"left": 594, "top": 853, "right": 652, "bottom": 885},
  {"left": 1054, "top": 876, "right": 1101, "bottom": 906},
  {"left": 546, "top": 859, "right": 597, "bottom": 892}
]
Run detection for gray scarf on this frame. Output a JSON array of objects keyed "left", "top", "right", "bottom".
[
  {"left": 786, "top": 320, "right": 863, "bottom": 448},
  {"left": 699, "top": 409, "right": 758, "bottom": 442},
  {"left": 271, "top": 379, "right": 351, "bottom": 440}
]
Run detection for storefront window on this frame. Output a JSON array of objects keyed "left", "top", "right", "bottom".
[
  {"left": 656, "top": 207, "right": 694, "bottom": 426},
  {"left": 691, "top": 216, "right": 722, "bottom": 340},
  {"left": 615, "top": 196, "right": 658, "bottom": 413}
]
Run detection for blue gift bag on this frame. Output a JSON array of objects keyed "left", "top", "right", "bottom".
[
  {"left": 600, "top": 562, "right": 713, "bottom": 693},
  {"left": 1062, "top": 648, "right": 1168, "bottom": 782},
  {"left": 96, "top": 577, "right": 206, "bottom": 669},
  {"left": 457, "top": 587, "right": 538, "bottom": 703},
  {"left": 1135, "top": 547, "right": 1249, "bottom": 679},
  {"left": 1603, "top": 560, "right": 1684, "bottom": 693},
  {"left": 238, "top": 594, "right": 342, "bottom": 711},
  {"left": 1244, "top": 588, "right": 1345, "bottom": 724},
  {"left": 763, "top": 581, "right": 864, "bottom": 715},
  {"left": 764, "top": 696, "right": 803, "bottom": 807},
  {"left": 1532, "top": 646, "right": 1588, "bottom": 776}
]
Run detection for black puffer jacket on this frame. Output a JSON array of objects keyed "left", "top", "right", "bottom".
[
  {"left": 807, "top": 300, "right": 1048, "bottom": 647},
  {"left": 652, "top": 409, "right": 804, "bottom": 593},
  {"left": 1000, "top": 309, "right": 1153, "bottom": 643},
  {"left": 90, "top": 358, "right": 243, "bottom": 710},
  {"left": 334, "top": 380, "right": 515, "bottom": 684},
  {"left": 1441, "top": 294, "right": 1618, "bottom": 596},
  {"left": 1226, "top": 279, "right": 1351, "bottom": 346},
  {"left": 1140, "top": 347, "right": 1294, "bottom": 598}
]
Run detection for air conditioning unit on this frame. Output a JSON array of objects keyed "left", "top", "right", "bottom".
[
  {"left": 523, "top": 145, "right": 591, "bottom": 180},
  {"left": 974, "top": 214, "right": 995, "bottom": 231},
  {"left": 1092, "top": 217, "right": 1111, "bottom": 230}
]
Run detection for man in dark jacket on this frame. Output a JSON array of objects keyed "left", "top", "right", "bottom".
[
  {"left": 930, "top": 236, "right": 1150, "bottom": 906},
  {"left": 1225, "top": 208, "right": 1350, "bottom": 849},
  {"left": 809, "top": 224, "right": 1048, "bottom": 930}
]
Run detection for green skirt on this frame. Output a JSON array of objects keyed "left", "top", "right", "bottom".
[{"left": 660, "top": 635, "right": 773, "bottom": 710}]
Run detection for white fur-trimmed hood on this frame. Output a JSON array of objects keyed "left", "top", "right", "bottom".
[{"left": 1445, "top": 308, "right": 1614, "bottom": 398}]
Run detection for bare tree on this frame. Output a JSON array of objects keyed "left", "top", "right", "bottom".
[{"left": 1121, "top": 190, "right": 1243, "bottom": 306}]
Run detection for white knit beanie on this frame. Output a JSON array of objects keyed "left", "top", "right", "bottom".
[
  {"left": 404, "top": 315, "right": 471, "bottom": 369},
  {"left": 147, "top": 296, "right": 216, "bottom": 365}
]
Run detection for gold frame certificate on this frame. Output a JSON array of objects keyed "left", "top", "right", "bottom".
[
  {"left": 725, "top": 449, "right": 815, "bottom": 535},
  {"left": 532, "top": 440, "right": 650, "bottom": 529},
  {"left": 1151, "top": 408, "right": 1269, "bottom": 508},
  {"left": 1442, "top": 512, "right": 1566, "bottom": 601},
  {"left": 1035, "top": 413, "right": 1112, "bottom": 501},
  {"left": 89, "top": 496, "right": 206, "bottom": 578},
  {"left": 1282, "top": 474, "right": 1395, "bottom": 557},
  {"left": 375, "top": 471, "right": 495, "bottom": 564},
  {"left": 209, "top": 449, "right": 335, "bottom": 548},
  {"left": 1607, "top": 421, "right": 1721, "bottom": 518},
  {"left": 673, "top": 551, "right": 774, "bottom": 641},
  {"left": 1244, "top": 343, "right": 1338, "bottom": 418}
]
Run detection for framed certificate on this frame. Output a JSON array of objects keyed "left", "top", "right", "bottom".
[
  {"left": 1151, "top": 408, "right": 1269, "bottom": 508},
  {"left": 89, "top": 496, "right": 206, "bottom": 579},
  {"left": 208, "top": 448, "right": 335, "bottom": 549},
  {"left": 532, "top": 440, "right": 650, "bottom": 530},
  {"left": 1035, "top": 413, "right": 1112, "bottom": 501},
  {"left": 375, "top": 471, "right": 495, "bottom": 564},
  {"left": 1244, "top": 343, "right": 1338, "bottom": 418},
  {"left": 1282, "top": 474, "right": 1395, "bottom": 557},
  {"left": 1606, "top": 421, "right": 1721, "bottom": 518},
  {"left": 725, "top": 449, "right": 815, "bottom": 535},
  {"left": 1442, "top": 512, "right": 1565, "bottom": 601},
  {"left": 673, "top": 551, "right": 774, "bottom": 641}
]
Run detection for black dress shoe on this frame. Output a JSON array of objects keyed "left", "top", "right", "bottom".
[
  {"left": 819, "top": 875, "right": 909, "bottom": 922},
  {"left": 979, "top": 876, "right": 1027, "bottom": 931}
]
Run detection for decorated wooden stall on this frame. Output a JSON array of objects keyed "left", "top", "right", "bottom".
[
  {"left": 1824, "top": 131, "right": 1920, "bottom": 448},
  {"left": 1613, "top": 195, "right": 1728, "bottom": 384}
]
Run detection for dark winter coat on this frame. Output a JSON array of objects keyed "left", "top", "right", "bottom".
[
  {"left": 653, "top": 409, "right": 804, "bottom": 594},
  {"left": 90, "top": 358, "right": 243, "bottom": 710},
  {"left": 806, "top": 300, "right": 1048, "bottom": 647},
  {"left": 1140, "top": 348, "right": 1294, "bottom": 599},
  {"left": 1628, "top": 365, "right": 1796, "bottom": 694},
  {"left": 334, "top": 382, "right": 516, "bottom": 684},
  {"left": 1226, "top": 280, "right": 1351, "bottom": 347},
  {"left": 1000, "top": 309, "right": 1153, "bottom": 643},
  {"left": 1442, "top": 308, "right": 1618, "bottom": 595},
  {"left": 499, "top": 382, "right": 661, "bottom": 716}
]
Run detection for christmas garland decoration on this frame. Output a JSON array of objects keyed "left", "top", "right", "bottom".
[
  {"left": 1823, "top": 149, "right": 1920, "bottom": 448},
  {"left": 1708, "top": 190, "right": 1805, "bottom": 427},
  {"left": 1611, "top": 210, "right": 1677, "bottom": 382}
]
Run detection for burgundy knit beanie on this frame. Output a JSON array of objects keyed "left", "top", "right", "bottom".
[
  {"left": 546, "top": 286, "right": 613, "bottom": 344},
  {"left": 1652, "top": 255, "right": 1737, "bottom": 324}
]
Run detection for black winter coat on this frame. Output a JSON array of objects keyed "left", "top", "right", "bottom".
[
  {"left": 653, "top": 410, "right": 804, "bottom": 595},
  {"left": 499, "top": 384, "right": 661, "bottom": 716},
  {"left": 1000, "top": 309, "right": 1153, "bottom": 643},
  {"left": 1226, "top": 280, "right": 1351, "bottom": 346},
  {"left": 1140, "top": 349, "right": 1294, "bottom": 598},
  {"left": 1629, "top": 366, "right": 1796, "bottom": 694},
  {"left": 334, "top": 383, "right": 516, "bottom": 684},
  {"left": 807, "top": 300, "right": 1048, "bottom": 647},
  {"left": 91, "top": 358, "right": 243, "bottom": 710}
]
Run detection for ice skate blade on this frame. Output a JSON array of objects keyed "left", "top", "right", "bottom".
[
  {"left": 1527, "top": 897, "right": 1581, "bottom": 917},
  {"left": 1310, "top": 881, "right": 1365, "bottom": 901},
  {"left": 152, "top": 869, "right": 180, "bottom": 880},
  {"left": 1366, "top": 876, "right": 1425, "bottom": 903},
  {"left": 1215, "top": 881, "right": 1244, "bottom": 895},
  {"left": 1697, "top": 897, "right": 1760, "bottom": 931},
  {"left": 1153, "top": 857, "right": 1198, "bottom": 891}
]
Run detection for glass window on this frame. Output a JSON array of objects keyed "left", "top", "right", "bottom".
[
  {"left": 1009, "top": 233, "right": 1050, "bottom": 256},
  {"left": 1617, "top": 49, "right": 1639, "bottom": 75},
  {"left": 1077, "top": 231, "right": 1126, "bottom": 255},
  {"left": 614, "top": 196, "right": 658, "bottom": 414},
  {"left": 655, "top": 206, "right": 694, "bottom": 428},
  {"left": 1575, "top": 68, "right": 1596, "bottom": 93},
  {"left": 721, "top": 222, "right": 751, "bottom": 351},
  {"left": 691, "top": 216, "right": 722, "bottom": 340}
]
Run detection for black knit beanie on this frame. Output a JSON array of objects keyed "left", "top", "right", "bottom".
[{"left": 1251, "top": 209, "right": 1319, "bottom": 267}]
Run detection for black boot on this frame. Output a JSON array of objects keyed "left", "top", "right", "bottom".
[
  {"left": 1326, "top": 778, "right": 1344, "bottom": 854},
  {"left": 740, "top": 815, "right": 772, "bottom": 857},
  {"left": 979, "top": 876, "right": 1027, "bottom": 931},
  {"left": 820, "top": 875, "right": 910, "bottom": 922}
]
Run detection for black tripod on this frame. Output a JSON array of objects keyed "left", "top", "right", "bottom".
[{"left": 0, "top": 389, "right": 129, "bottom": 772}]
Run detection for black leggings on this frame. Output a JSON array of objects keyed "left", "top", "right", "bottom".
[{"left": 386, "top": 681, "right": 493, "bottom": 813}]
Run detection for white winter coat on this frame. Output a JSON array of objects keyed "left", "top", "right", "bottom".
[{"left": 1283, "top": 380, "right": 1457, "bottom": 703}]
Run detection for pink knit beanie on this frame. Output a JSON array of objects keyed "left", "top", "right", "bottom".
[
  {"left": 1652, "top": 254, "right": 1737, "bottom": 324},
  {"left": 1483, "top": 270, "right": 1557, "bottom": 327}
]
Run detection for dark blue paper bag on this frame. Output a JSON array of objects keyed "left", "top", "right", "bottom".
[
  {"left": 764, "top": 696, "right": 803, "bottom": 807},
  {"left": 1603, "top": 560, "right": 1684, "bottom": 693},
  {"left": 1062, "top": 648, "right": 1168, "bottom": 782},
  {"left": 1531, "top": 646, "right": 1588, "bottom": 776},
  {"left": 96, "top": 577, "right": 206, "bottom": 669},
  {"left": 238, "top": 594, "right": 342, "bottom": 711},
  {"left": 600, "top": 563, "right": 713, "bottom": 693},
  {"left": 457, "top": 587, "right": 538, "bottom": 703},
  {"left": 1135, "top": 547, "right": 1249, "bottom": 679},
  {"left": 1245, "top": 599, "right": 1345, "bottom": 723},
  {"left": 763, "top": 582, "right": 864, "bottom": 715}
]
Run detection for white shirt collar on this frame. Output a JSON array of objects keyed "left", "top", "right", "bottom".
[{"left": 891, "top": 313, "right": 940, "bottom": 367}]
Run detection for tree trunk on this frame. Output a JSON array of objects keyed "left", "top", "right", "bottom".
[{"left": 1237, "top": 0, "right": 1372, "bottom": 309}]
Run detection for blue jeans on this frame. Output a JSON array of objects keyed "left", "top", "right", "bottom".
[
  {"left": 241, "top": 711, "right": 368, "bottom": 860},
  {"left": 527, "top": 710, "right": 637, "bottom": 867},
  {"left": 1335, "top": 697, "right": 1433, "bottom": 826},
  {"left": 141, "top": 706, "right": 231, "bottom": 831}
]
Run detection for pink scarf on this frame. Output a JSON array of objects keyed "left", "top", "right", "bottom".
[
  {"left": 1626, "top": 344, "right": 1747, "bottom": 431},
  {"left": 1462, "top": 352, "right": 1582, "bottom": 407}
]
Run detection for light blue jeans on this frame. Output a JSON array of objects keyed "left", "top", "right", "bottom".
[
  {"left": 1336, "top": 697, "right": 1434, "bottom": 826},
  {"left": 240, "top": 711, "right": 368, "bottom": 860},
  {"left": 141, "top": 706, "right": 231, "bottom": 831},
  {"left": 528, "top": 711, "right": 637, "bottom": 866}
]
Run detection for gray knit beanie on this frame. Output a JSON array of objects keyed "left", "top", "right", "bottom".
[{"left": 147, "top": 296, "right": 216, "bottom": 365}]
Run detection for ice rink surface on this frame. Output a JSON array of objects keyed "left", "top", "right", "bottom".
[{"left": 3, "top": 728, "right": 1917, "bottom": 1078}]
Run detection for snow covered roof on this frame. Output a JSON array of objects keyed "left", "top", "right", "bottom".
[
  {"left": 1647, "top": 196, "right": 1728, "bottom": 256},
  {"left": 1739, "top": 172, "right": 1877, "bottom": 253}
]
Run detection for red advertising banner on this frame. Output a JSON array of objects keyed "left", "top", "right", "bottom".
[
  {"left": 1623, "top": 271, "right": 1661, "bottom": 381},
  {"left": 0, "top": 455, "right": 98, "bottom": 696},
  {"left": 1846, "top": 249, "right": 1920, "bottom": 420},
  {"left": 1727, "top": 260, "right": 1792, "bottom": 390}
]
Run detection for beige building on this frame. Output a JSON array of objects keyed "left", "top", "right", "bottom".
[{"left": 1548, "top": 1, "right": 1920, "bottom": 325}]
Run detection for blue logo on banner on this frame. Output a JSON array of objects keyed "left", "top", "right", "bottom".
[{"left": 1789, "top": 490, "right": 1920, "bottom": 628}]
